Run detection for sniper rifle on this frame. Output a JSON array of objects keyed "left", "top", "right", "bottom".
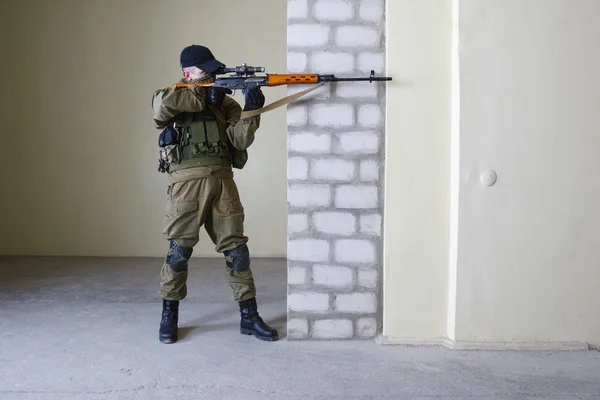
[{"left": 175, "top": 63, "right": 392, "bottom": 117}]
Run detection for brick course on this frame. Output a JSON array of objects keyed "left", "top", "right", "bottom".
[{"left": 287, "top": 0, "right": 385, "bottom": 339}]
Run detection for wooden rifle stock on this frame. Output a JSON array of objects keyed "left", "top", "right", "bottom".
[
  {"left": 267, "top": 74, "right": 319, "bottom": 86},
  {"left": 175, "top": 82, "right": 214, "bottom": 88},
  {"left": 175, "top": 74, "right": 320, "bottom": 88}
]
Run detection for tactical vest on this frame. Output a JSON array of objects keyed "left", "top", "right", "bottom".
[{"left": 169, "top": 107, "right": 231, "bottom": 171}]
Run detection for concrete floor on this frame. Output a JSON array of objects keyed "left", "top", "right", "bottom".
[{"left": 0, "top": 256, "right": 599, "bottom": 400}]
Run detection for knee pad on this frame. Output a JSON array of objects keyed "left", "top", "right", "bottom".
[
  {"left": 166, "top": 240, "right": 193, "bottom": 272},
  {"left": 224, "top": 244, "right": 250, "bottom": 271}
]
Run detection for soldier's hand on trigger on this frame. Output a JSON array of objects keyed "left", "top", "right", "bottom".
[
  {"left": 243, "top": 87, "right": 265, "bottom": 111},
  {"left": 205, "top": 86, "right": 233, "bottom": 109}
]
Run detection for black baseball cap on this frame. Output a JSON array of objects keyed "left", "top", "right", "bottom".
[{"left": 179, "top": 45, "right": 225, "bottom": 73}]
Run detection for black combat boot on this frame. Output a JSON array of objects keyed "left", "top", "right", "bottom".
[
  {"left": 239, "top": 297, "right": 278, "bottom": 341},
  {"left": 159, "top": 299, "right": 179, "bottom": 344}
]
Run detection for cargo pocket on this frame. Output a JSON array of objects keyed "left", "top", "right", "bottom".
[
  {"left": 211, "top": 180, "right": 247, "bottom": 252},
  {"left": 224, "top": 198, "right": 245, "bottom": 235},
  {"left": 219, "top": 180, "right": 245, "bottom": 236},
  {"left": 162, "top": 200, "right": 200, "bottom": 240}
]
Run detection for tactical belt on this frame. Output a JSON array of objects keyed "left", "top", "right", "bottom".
[{"left": 167, "top": 166, "right": 234, "bottom": 184}]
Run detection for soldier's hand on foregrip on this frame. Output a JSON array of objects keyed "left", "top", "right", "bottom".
[
  {"left": 243, "top": 87, "right": 265, "bottom": 111},
  {"left": 206, "top": 86, "right": 232, "bottom": 108}
]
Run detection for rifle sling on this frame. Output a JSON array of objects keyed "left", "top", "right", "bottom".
[
  {"left": 239, "top": 82, "right": 327, "bottom": 119},
  {"left": 206, "top": 104, "right": 228, "bottom": 125}
]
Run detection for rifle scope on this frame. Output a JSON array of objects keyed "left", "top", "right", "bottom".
[{"left": 218, "top": 64, "right": 265, "bottom": 75}]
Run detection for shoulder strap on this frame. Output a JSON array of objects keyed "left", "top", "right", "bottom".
[
  {"left": 206, "top": 104, "right": 228, "bottom": 126},
  {"left": 239, "top": 82, "right": 326, "bottom": 119}
]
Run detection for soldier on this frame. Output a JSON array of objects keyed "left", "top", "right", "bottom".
[{"left": 150, "top": 44, "right": 278, "bottom": 344}]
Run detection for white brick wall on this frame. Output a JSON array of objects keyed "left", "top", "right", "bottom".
[
  {"left": 358, "top": 52, "right": 384, "bottom": 74},
  {"left": 359, "top": 160, "right": 379, "bottom": 182},
  {"left": 288, "top": 213, "right": 309, "bottom": 234},
  {"left": 335, "top": 185, "right": 378, "bottom": 209},
  {"left": 289, "top": 133, "right": 331, "bottom": 154},
  {"left": 287, "top": 0, "right": 385, "bottom": 340},
  {"left": 289, "top": 266, "right": 308, "bottom": 285},
  {"left": 360, "top": 214, "right": 382, "bottom": 236},
  {"left": 288, "top": 293, "right": 330, "bottom": 312},
  {"left": 311, "top": 158, "right": 355, "bottom": 181},
  {"left": 288, "top": 52, "right": 308, "bottom": 73},
  {"left": 288, "top": 24, "right": 330, "bottom": 47},
  {"left": 335, "top": 239, "right": 376, "bottom": 263},
  {"left": 359, "top": 0, "right": 384, "bottom": 23},
  {"left": 311, "top": 52, "right": 355, "bottom": 74},
  {"left": 288, "top": 157, "right": 308, "bottom": 180},
  {"left": 288, "top": 0, "right": 309, "bottom": 19},
  {"left": 313, "top": 319, "right": 353, "bottom": 339},
  {"left": 288, "top": 318, "right": 309, "bottom": 339},
  {"left": 335, "top": 293, "right": 377, "bottom": 313},
  {"left": 288, "top": 239, "right": 330, "bottom": 262},
  {"left": 313, "top": 212, "right": 356, "bottom": 236},
  {"left": 287, "top": 105, "right": 308, "bottom": 126},
  {"left": 356, "top": 317, "right": 377, "bottom": 338},
  {"left": 289, "top": 184, "right": 331, "bottom": 208},
  {"left": 336, "top": 82, "right": 378, "bottom": 99},
  {"left": 358, "top": 104, "right": 382, "bottom": 127},
  {"left": 314, "top": 0, "right": 354, "bottom": 21},
  {"left": 335, "top": 132, "right": 379, "bottom": 154},
  {"left": 358, "top": 269, "right": 378, "bottom": 289},
  {"left": 309, "top": 103, "right": 355, "bottom": 127},
  {"left": 336, "top": 26, "right": 379, "bottom": 47},
  {"left": 288, "top": 84, "right": 331, "bottom": 101},
  {"left": 313, "top": 265, "right": 353, "bottom": 287}
]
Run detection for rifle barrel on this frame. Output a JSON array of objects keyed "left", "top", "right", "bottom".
[
  {"left": 318, "top": 70, "right": 392, "bottom": 83},
  {"left": 319, "top": 76, "right": 392, "bottom": 82}
]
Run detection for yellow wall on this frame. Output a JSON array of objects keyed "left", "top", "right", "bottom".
[
  {"left": 0, "top": 0, "right": 287, "bottom": 257},
  {"left": 453, "top": 0, "right": 600, "bottom": 347},
  {"left": 384, "top": 0, "right": 600, "bottom": 349},
  {"left": 383, "top": 0, "right": 452, "bottom": 342}
]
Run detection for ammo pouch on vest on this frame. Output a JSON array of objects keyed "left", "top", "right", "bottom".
[
  {"left": 158, "top": 125, "right": 182, "bottom": 173},
  {"left": 206, "top": 105, "right": 248, "bottom": 170},
  {"left": 157, "top": 106, "right": 248, "bottom": 173},
  {"left": 163, "top": 108, "right": 231, "bottom": 172}
]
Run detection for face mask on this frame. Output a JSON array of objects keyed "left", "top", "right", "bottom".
[{"left": 188, "top": 73, "right": 216, "bottom": 84}]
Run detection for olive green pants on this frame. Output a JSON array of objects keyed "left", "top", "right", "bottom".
[{"left": 159, "top": 166, "right": 256, "bottom": 302}]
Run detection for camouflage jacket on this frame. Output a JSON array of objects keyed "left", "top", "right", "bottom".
[{"left": 151, "top": 81, "right": 260, "bottom": 151}]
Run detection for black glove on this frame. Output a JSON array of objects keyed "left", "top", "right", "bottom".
[
  {"left": 205, "top": 86, "right": 232, "bottom": 108},
  {"left": 243, "top": 87, "right": 265, "bottom": 111}
]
